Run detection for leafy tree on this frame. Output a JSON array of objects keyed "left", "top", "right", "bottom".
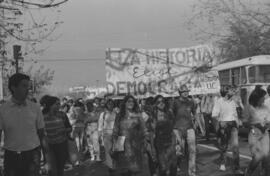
[
  {"left": 188, "top": 0, "right": 270, "bottom": 61},
  {"left": 25, "top": 64, "right": 55, "bottom": 94}
]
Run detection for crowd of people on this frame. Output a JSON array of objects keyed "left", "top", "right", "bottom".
[{"left": 1, "top": 73, "right": 270, "bottom": 176}]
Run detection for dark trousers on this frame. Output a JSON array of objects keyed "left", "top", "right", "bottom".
[
  {"left": 217, "top": 121, "right": 239, "bottom": 170},
  {"left": 48, "top": 141, "right": 68, "bottom": 176},
  {"left": 203, "top": 113, "right": 211, "bottom": 140},
  {"left": 4, "top": 147, "right": 41, "bottom": 176},
  {"left": 146, "top": 151, "right": 157, "bottom": 176}
]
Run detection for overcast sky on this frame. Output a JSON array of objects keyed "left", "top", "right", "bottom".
[{"left": 24, "top": 0, "right": 198, "bottom": 89}]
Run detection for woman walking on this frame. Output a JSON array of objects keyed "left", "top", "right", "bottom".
[
  {"left": 70, "top": 101, "right": 87, "bottom": 153},
  {"left": 85, "top": 100, "right": 101, "bottom": 161},
  {"left": 245, "top": 85, "right": 270, "bottom": 176},
  {"left": 98, "top": 99, "right": 117, "bottom": 175},
  {"left": 152, "top": 95, "right": 177, "bottom": 176},
  {"left": 41, "top": 95, "right": 72, "bottom": 176},
  {"left": 111, "top": 95, "right": 148, "bottom": 176}
]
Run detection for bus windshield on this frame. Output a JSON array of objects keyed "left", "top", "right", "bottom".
[{"left": 249, "top": 65, "right": 270, "bottom": 83}]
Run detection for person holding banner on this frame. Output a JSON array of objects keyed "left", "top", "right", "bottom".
[
  {"left": 201, "top": 94, "right": 215, "bottom": 141},
  {"left": 111, "top": 95, "right": 148, "bottom": 176},
  {"left": 172, "top": 85, "right": 197, "bottom": 176},
  {"left": 141, "top": 97, "right": 157, "bottom": 176},
  {"left": 152, "top": 95, "right": 177, "bottom": 176}
]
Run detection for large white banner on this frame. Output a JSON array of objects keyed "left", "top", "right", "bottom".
[
  {"left": 106, "top": 45, "right": 220, "bottom": 98},
  {"left": 188, "top": 70, "right": 220, "bottom": 95}
]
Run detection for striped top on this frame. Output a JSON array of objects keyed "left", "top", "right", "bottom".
[{"left": 44, "top": 111, "right": 71, "bottom": 144}]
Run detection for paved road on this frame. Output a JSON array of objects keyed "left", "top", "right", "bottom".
[{"left": 65, "top": 134, "right": 258, "bottom": 176}]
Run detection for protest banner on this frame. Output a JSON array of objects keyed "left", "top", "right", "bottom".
[
  {"left": 188, "top": 70, "right": 220, "bottom": 95},
  {"left": 105, "top": 45, "right": 220, "bottom": 98}
]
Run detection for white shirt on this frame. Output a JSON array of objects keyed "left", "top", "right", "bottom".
[
  {"left": 212, "top": 97, "right": 238, "bottom": 122},
  {"left": 98, "top": 111, "right": 116, "bottom": 135},
  {"left": 0, "top": 98, "right": 45, "bottom": 151}
]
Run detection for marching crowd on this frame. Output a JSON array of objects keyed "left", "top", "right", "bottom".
[{"left": 1, "top": 73, "right": 270, "bottom": 176}]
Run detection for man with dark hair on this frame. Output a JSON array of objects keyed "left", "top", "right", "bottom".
[
  {"left": 0, "top": 73, "right": 50, "bottom": 176},
  {"left": 173, "top": 85, "right": 197, "bottom": 176},
  {"left": 212, "top": 86, "right": 243, "bottom": 174}
]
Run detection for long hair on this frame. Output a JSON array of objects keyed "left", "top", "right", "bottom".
[
  {"left": 118, "top": 95, "right": 140, "bottom": 120},
  {"left": 153, "top": 95, "right": 169, "bottom": 113},
  {"left": 249, "top": 85, "right": 266, "bottom": 108},
  {"left": 105, "top": 98, "right": 115, "bottom": 110},
  {"left": 41, "top": 96, "right": 60, "bottom": 114},
  {"left": 152, "top": 95, "right": 171, "bottom": 120}
]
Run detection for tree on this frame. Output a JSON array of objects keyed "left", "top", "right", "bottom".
[
  {"left": 25, "top": 64, "right": 54, "bottom": 94},
  {"left": 188, "top": 0, "right": 270, "bottom": 61},
  {"left": 0, "top": 0, "right": 68, "bottom": 98}
]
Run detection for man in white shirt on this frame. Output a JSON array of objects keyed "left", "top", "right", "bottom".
[{"left": 212, "top": 86, "right": 242, "bottom": 174}]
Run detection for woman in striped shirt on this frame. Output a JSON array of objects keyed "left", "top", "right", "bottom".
[{"left": 41, "top": 95, "right": 72, "bottom": 176}]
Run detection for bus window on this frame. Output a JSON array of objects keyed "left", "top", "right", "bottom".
[
  {"left": 240, "top": 67, "right": 247, "bottom": 84},
  {"left": 219, "top": 70, "right": 230, "bottom": 85},
  {"left": 249, "top": 66, "right": 256, "bottom": 83},
  {"left": 232, "top": 67, "right": 240, "bottom": 85},
  {"left": 258, "top": 65, "right": 270, "bottom": 83},
  {"left": 240, "top": 88, "right": 247, "bottom": 106}
]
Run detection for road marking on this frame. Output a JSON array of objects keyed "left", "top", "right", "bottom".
[{"left": 198, "top": 144, "right": 252, "bottom": 160}]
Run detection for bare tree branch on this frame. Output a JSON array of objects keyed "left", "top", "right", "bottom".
[{"left": 12, "top": 0, "right": 68, "bottom": 8}]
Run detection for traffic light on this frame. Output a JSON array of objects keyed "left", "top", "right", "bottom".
[{"left": 13, "top": 45, "right": 22, "bottom": 60}]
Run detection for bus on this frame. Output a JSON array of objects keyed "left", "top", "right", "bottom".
[{"left": 212, "top": 55, "right": 270, "bottom": 106}]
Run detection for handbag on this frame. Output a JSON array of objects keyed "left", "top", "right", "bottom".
[
  {"left": 110, "top": 115, "right": 126, "bottom": 159},
  {"left": 99, "top": 112, "right": 106, "bottom": 161}
]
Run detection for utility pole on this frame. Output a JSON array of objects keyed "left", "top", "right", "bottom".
[
  {"left": 0, "top": 4, "right": 5, "bottom": 100},
  {"left": 13, "top": 45, "right": 22, "bottom": 73}
]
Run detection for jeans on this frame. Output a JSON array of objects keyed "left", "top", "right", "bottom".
[
  {"left": 246, "top": 127, "right": 270, "bottom": 176},
  {"left": 72, "top": 126, "right": 84, "bottom": 152},
  {"left": 173, "top": 128, "right": 196, "bottom": 176},
  {"left": 85, "top": 123, "right": 100, "bottom": 159},
  {"left": 48, "top": 141, "right": 69, "bottom": 176},
  {"left": 4, "top": 147, "right": 41, "bottom": 176},
  {"left": 217, "top": 121, "right": 239, "bottom": 170}
]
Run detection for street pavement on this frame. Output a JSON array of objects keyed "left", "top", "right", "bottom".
[{"left": 65, "top": 133, "right": 258, "bottom": 176}]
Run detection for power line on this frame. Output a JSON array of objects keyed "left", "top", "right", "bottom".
[{"left": 24, "top": 58, "right": 105, "bottom": 62}]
